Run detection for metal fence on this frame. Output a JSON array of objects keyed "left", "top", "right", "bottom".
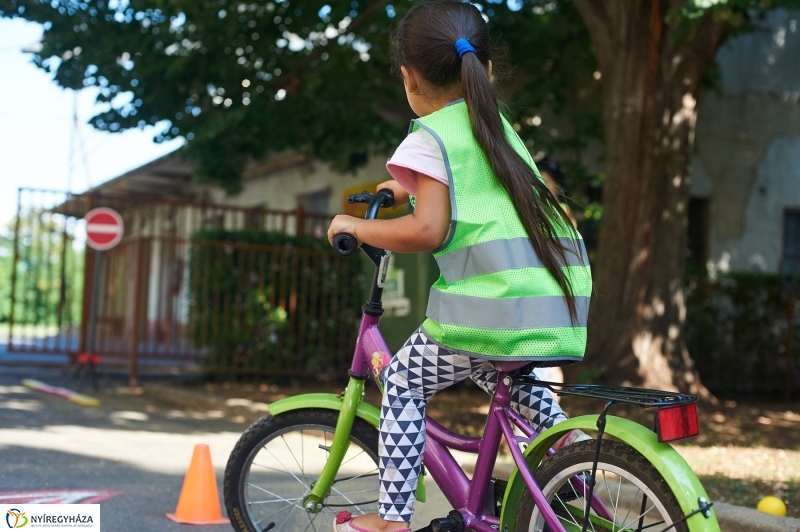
[
  {"left": 86, "top": 235, "right": 362, "bottom": 379},
  {"left": 4, "top": 189, "right": 82, "bottom": 364},
  {"left": 6, "top": 188, "right": 362, "bottom": 383}
]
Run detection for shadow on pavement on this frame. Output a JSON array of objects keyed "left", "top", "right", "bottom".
[{"left": 0, "top": 446, "right": 232, "bottom": 532}]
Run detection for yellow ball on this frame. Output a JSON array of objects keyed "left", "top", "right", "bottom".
[{"left": 757, "top": 496, "right": 787, "bottom": 516}]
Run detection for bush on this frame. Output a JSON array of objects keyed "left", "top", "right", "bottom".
[
  {"left": 187, "top": 229, "right": 365, "bottom": 375},
  {"left": 685, "top": 270, "right": 800, "bottom": 397}
]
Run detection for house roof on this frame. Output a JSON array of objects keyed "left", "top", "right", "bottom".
[
  {"left": 55, "top": 148, "right": 313, "bottom": 218},
  {"left": 85, "top": 152, "right": 197, "bottom": 198},
  {"left": 54, "top": 152, "right": 197, "bottom": 217}
]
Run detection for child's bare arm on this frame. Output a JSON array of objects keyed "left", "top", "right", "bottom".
[
  {"left": 328, "top": 174, "right": 449, "bottom": 253},
  {"left": 375, "top": 179, "right": 410, "bottom": 206}
]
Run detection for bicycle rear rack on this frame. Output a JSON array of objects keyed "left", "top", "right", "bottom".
[
  {"left": 512, "top": 378, "right": 699, "bottom": 408},
  {"left": 512, "top": 377, "right": 705, "bottom": 532}
]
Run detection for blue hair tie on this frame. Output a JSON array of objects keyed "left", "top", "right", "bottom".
[{"left": 455, "top": 38, "right": 475, "bottom": 59}]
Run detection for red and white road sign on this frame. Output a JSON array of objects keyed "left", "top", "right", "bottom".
[{"left": 85, "top": 207, "right": 124, "bottom": 250}]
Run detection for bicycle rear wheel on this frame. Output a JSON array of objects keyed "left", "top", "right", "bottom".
[
  {"left": 224, "top": 409, "right": 380, "bottom": 532},
  {"left": 515, "top": 440, "right": 688, "bottom": 532}
]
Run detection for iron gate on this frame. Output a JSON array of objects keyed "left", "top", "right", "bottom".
[
  {"left": 5, "top": 188, "right": 82, "bottom": 365},
  {"left": 4, "top": 188, "right": 361, "bottom": 383}
]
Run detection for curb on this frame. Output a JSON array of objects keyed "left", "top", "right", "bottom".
[
  {"left": 714, "top": 502, "right": 800, "bottom": 532},
  {"left": 142, "top": 383, "right": 799, "bottom": 531}
]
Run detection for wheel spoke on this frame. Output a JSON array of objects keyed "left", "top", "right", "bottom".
[
  {"left": 340, "top": 449, "right": 368, "bottom": 467},
  {"left": 602, "top": 471, "right": 613, "bottom": 508},
  {"left": 273, "top": 498, "right": 302, "bottom": 530},
  {"left": 333, "top": 467, "right": 379, "bottom": 487},
  {"left": 617, "top": 486, "right": 639, "bottom": 530},
  {"left": 529, "top": 444, "right": 679, "bottom": 532},
  {"left": 233, "top": 420, "right": 380, "bottom": 532},
  {"left": 636, "top": 519, "right": 666, "bottom": 530},
  {"left": 619, "top": 501, "right": 657, "bottom": 532},
  {"left": 282, "top": 434, "right": 305, "bottom": 473},
  {"left": 247, "top": 483, "right": 301, "bottom": 504},
  {"left": 304, "top": 509, "right": 321, "bottom": 532},
  {"left": 330, "top": 488, "right": 377, "bottom": 496},
  {"left": 554, "top": 493, "right": 582, "bottom": 531},
  {"left": 264, "top": 445, "right": 311, "bottom": 489},
  {"left": 330, "top": 484, "right": 367, "bottom": 514},
  {"left": 257, "top": 500, "right": 296, "bottom": 525},
  {"left": 248, "top": 497, "right": 303, "bottom": 505},
  {"left": 251, "top": 460, "right": 316, "bottom": 479}
]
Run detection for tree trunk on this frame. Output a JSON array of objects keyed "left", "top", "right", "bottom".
[{"left": 571, "top": 1, "right": 728, "bottom": 393}]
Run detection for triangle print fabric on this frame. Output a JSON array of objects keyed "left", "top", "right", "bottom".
[{"left": 377, "top": 328, "right": 566, "bottom": 523}]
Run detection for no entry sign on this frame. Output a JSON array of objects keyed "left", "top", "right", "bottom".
[{"left": 85, "top": 207, "right": 124, "bottom": 250}]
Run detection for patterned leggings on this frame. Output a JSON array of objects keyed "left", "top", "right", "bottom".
[{"left": 378, "top": 328, "right": 568, "bottom": 522}]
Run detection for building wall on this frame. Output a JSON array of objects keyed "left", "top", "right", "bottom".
[
  {"left": 206, "top": 155, "right": 393, "bottom": 217},
  {"left": 693, "top": 9, "right": 800, "bottom": 273}
]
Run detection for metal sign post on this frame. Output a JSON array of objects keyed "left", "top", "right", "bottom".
[{"left": 74, "top": 207, "right": 125, "bottom": 388}]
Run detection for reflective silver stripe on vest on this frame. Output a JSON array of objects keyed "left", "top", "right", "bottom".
[
  {"left": 436, "top": 237, "right": 588, "bottom": 284},
  {"left": 427, "top": 290, "right": 590, "bottom": 330}
]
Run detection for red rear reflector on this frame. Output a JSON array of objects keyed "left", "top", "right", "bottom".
[{"left": 655, "top": 403, "right": 699, "bottom": 442}]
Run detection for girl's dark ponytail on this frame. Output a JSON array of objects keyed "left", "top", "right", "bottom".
[
  {"left": 460, "top": 52, "right": 580, "bottom": 324},
  {"left": 392, "top": 1, "right": 582, "bottom": 323}
]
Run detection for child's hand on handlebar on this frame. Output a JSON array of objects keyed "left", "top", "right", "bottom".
[
  {"left": 327, "top": 214, "right": 362, "bottom": 246},
  {"left": 376, "top": 180, "right": 410, "bottom": 206}
]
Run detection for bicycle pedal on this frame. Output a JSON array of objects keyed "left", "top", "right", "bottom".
[{"left": 424, "top": 510, "right": 464, "bottom": 532}]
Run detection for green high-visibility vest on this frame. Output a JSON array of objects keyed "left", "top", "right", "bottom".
[{"left": 413, "top": 101, "right": 592, "bottom": 362}]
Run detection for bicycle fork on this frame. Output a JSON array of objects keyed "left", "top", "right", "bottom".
[{"left": 304, "top": 376, "right": 365, "bottom": 512}]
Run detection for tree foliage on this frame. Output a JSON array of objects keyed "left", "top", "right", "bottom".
[{"left": 1, "top": 0, "right": 600, "bottom": 194}]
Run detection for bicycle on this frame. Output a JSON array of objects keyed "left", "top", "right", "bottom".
[{"left": 224, "top": 189, "right": 720, "bottom": 532}]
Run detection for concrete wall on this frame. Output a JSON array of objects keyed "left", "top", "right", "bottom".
[{"left": 693, "top": 9, "right": 800, "bottom": 273}]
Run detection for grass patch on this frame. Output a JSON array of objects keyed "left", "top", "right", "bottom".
[{"left": 700, "top": 474, "right": 800, "bottom": 518}]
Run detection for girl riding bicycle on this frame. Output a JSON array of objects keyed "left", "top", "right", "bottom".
[{"left": 327, "top": 2, "right": 592, "bottom": 531}]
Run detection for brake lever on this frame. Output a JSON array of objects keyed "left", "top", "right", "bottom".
[
  {"left": 376, "top": 188, "right": 395, "bottom": 208},
  {"left": 347, "top": 192, "right": 373, "bottom": 204}
]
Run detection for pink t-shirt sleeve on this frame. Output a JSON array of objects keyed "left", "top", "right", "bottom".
[{"left": 386, "top": 129, "right": 449, "bottom": 195}]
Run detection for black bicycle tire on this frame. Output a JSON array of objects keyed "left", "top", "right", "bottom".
[
  {"left": 224, "top": 409, "right": 380, "bottom": 532},
  {"left": 515, "top": 440, "right": 688, "bottom": 532}
]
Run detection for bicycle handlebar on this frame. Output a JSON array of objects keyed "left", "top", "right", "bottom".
[
  {"left": 360, "top": 188, "right": 395, "bottom": 220},
  {"left": 332, "top": 233, "right": 359, "bottom": 256},
  {"left": 332, "top": 188, "right": 395, "bottom": 257}
]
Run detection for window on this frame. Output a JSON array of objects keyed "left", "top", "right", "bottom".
[
  {"left": 297, "top": 188, "right": 331, "bottom": 214},
  {"left": 783, "top": 210, "right": 800, "bottom": 275},
  {"left": 686, "top": 198, "right": 710, "bottom": 268}
]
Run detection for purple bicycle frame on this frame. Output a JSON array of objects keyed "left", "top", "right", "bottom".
[{"left": 349, "top": 313, "right": 614, "bottom": 532}]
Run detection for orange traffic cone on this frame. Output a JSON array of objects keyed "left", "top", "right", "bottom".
[{"left": 166, "top": 444, "right": 230, "bottom": 525}]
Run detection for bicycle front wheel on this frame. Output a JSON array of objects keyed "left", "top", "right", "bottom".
[
  {"left": 224, "top": 409, "right": 380, "bottom": 532},
  {"left": 515, "top": 440, "right": 688, "bottom": 532}
]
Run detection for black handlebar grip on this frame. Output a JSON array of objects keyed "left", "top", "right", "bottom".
[{"left": 332, "top": 233, "right": 359, "bottom": 256}]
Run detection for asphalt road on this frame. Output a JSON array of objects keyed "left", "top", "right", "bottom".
[{"left": 0, "top": 366, "right": 450, "bottom": 532}]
